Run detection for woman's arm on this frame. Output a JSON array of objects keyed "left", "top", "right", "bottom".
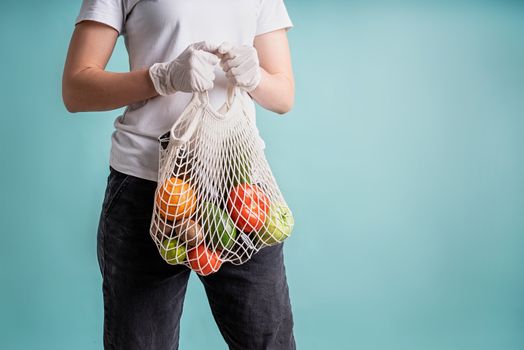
[
  {"left": 251, "top": 29, "right": 295, "bottom": 114},
  {"left": 62, "top": 20, "right": 158, "bottom": 113}
]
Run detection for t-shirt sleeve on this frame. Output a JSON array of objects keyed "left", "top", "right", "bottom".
[
  {"left": 255, "top": 0, "right": 294, "bottom": 36},
  {"left": 75, "top": 0, "right": 125, "bottom": 34}
]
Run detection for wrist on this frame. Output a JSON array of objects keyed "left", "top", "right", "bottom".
[
  {"left": 247, "top": 67, "right": 265, "bottom": 96},
  {"left": 149, "top": 62, "right": 172, "bottom": 96},
  {"left": 145, "top": 68, "right": 159, "bottom": 97}
]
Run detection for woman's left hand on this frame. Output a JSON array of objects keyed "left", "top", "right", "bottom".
[{"left": 218, "top": 42, "right": 261, "bottom": 92}]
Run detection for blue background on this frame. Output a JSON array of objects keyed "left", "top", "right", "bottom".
[{"left": 1, "top": 1, "right": 524, "bottom": 349}]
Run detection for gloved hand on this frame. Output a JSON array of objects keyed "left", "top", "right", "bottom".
[
  {"left": 217, "top": 42, "right": 262, "bottom": 92},
  {"left": 149, "top": 41, "right": 220, "bottom": 95}
]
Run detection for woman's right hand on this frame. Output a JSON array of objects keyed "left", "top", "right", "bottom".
[{"left": 149, "top": 41, "right": 220, "bottom": 96}]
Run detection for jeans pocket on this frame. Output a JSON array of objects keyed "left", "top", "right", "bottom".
[{"left": 102, "top": 169, "right": 131, "bottom": 220}]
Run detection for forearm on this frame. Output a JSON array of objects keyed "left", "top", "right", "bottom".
[
  {"left": 249, "top": 68, "right": 295, "bottom": 115},
  {"left": 63, "top": 67, "right": 157, "bottom": 113}
]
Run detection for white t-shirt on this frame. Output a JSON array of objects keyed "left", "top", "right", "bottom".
[{"left": 75, "top": 0, "right": 293, "bottom": 182}]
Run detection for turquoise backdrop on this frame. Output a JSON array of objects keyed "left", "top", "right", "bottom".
[{"left": 1, "top": 1, "right": 523, "bottom": 349}]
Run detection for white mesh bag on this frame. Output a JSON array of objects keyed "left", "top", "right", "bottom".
[{"left": 149, "top": 85, "right": 294, "bottom": 275}]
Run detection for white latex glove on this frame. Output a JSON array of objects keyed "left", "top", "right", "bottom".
[
  {"left": 217, "top": 42, "right": 262, "bottom": 92},
  {"left": 149, "top": 41, "right": 220, "bottom": 95}
]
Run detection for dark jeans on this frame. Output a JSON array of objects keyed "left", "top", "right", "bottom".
[{"left": 96, "top": 167, "right": 295, "bottom": 350}]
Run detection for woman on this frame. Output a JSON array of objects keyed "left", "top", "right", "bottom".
[{"left": 62, "top": 0, "right": 296, "bottom": 349}]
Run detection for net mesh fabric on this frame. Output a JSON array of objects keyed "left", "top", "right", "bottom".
[{"left": 149, "top": 87, "right": 294, "bottom": 275}]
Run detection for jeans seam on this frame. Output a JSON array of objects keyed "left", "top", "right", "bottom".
[
  {"left": 99, "top": 216, "right": 115, "bottom": 349},
  {"left": 101, "top": 172, "right": 129, "bottom": 349}
]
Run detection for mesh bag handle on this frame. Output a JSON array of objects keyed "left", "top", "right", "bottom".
[{"left": 169, "top": 85, "right": 241, "bottom": 148}]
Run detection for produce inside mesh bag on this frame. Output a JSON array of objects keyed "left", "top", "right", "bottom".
[{"left": 150, "top": 86, "right": 294, "bottom": 275}]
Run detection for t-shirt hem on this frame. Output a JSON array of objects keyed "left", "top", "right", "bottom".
[
  {"left": 255, "top": 21, "right": 294, "bottom": 36},
  {"left": 75, "top": 13, "right": 123, "bottom": 34},
  {"left": 109, "top": 158, "right": 159, "bottom": 183}
]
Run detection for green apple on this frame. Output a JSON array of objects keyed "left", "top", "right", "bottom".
[
  {"left": 202, "top": 201, "right": 237, "bottom": 250},
  {"left": 160, "top": 239, "right": 187, "bottom": 265},
  {"left": 258, "top": 203, "right": 294, "bottom": 245}
]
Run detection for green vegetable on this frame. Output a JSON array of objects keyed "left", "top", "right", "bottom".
[{"left": 202, "top": 201, "right": 237, "bottom": 250}]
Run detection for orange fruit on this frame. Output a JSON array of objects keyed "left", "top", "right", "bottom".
[{"left": 156, "top": 177, "right": 196, "bottom": 221}]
